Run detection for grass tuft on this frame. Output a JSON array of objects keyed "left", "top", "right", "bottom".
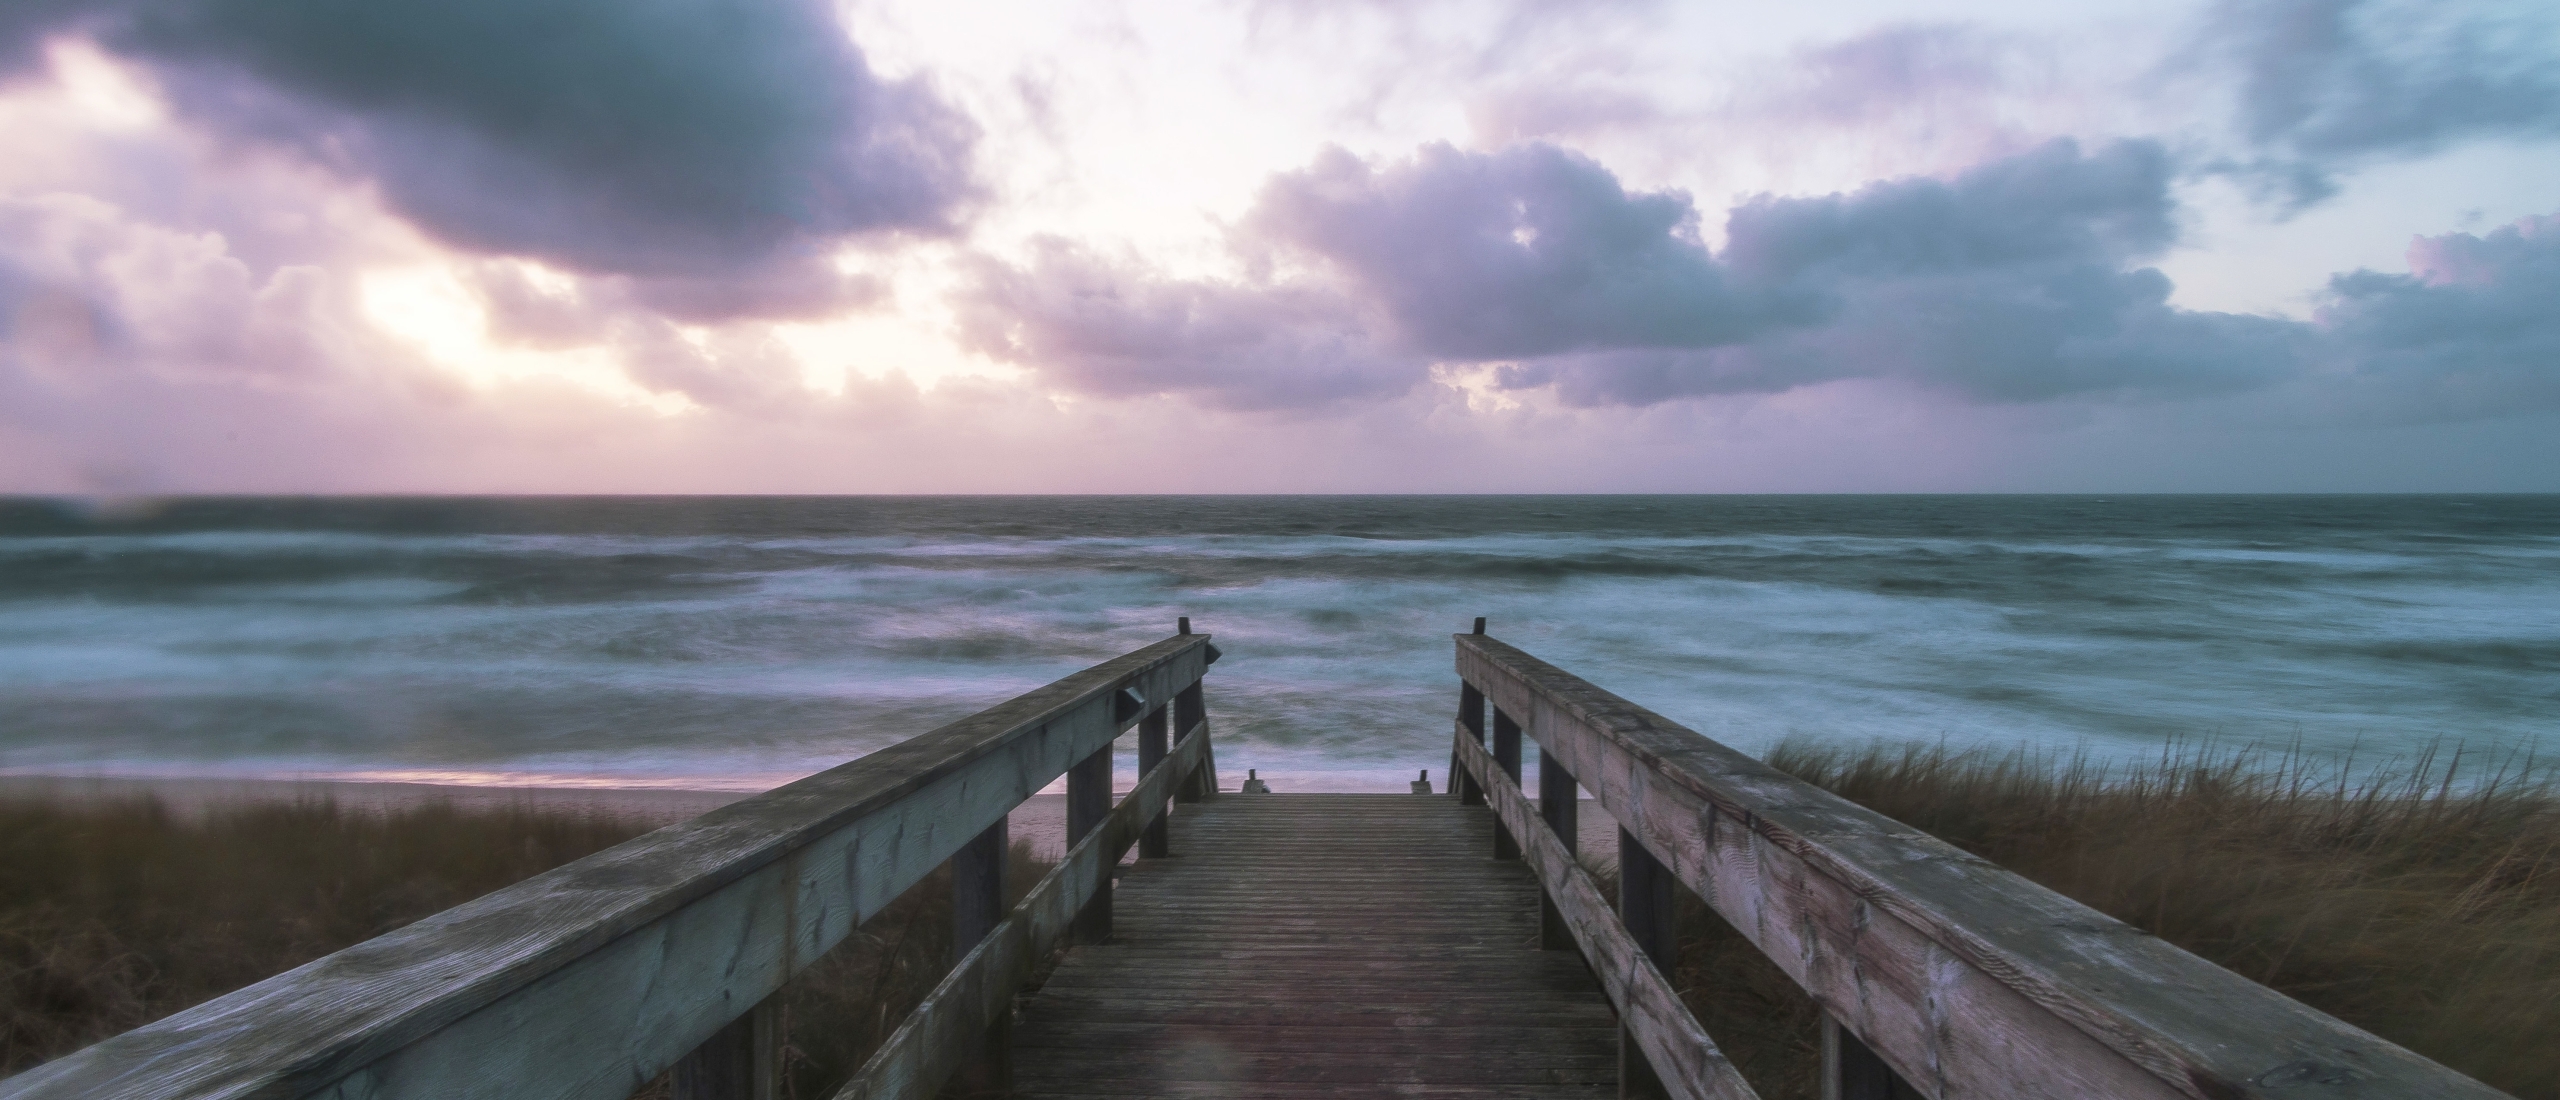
[{"left": 1678, "top": 740, "right": 2560, "bottom": 1098}]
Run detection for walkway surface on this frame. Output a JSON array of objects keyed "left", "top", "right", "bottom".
[{"left": 1010, "top": 794, "right": 1620, "bottom": 1099}]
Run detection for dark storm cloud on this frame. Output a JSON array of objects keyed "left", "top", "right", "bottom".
[
  {"left": 2204, "top": 0, "right": 2560, "bottom": 207},
  {"left": 7, "top": 0, "right": 975, "bottom": 318}
]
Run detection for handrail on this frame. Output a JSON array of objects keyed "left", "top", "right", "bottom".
[
  {"left": 836, "top": 710, "right": 1215, "bottom": 1100},
  {"left": 6, "top": 633, "right": 1221, "bottom": 1100},
  {"left": 1453, "top": 632, "right": 2510, "bottom": 1100},
  {"left": 1450, "top": 726, "right": 1757, "bottom": 1100}
]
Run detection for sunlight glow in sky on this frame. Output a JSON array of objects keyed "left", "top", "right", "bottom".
[{"left": 2, "top": 0, "right": 2556, "bottom": 492}]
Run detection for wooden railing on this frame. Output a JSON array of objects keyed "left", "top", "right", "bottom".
[
  {"left": 4, "top": 628, "right": 1224, "bottom": 1100},
  {"left": 1447, "top": 625, "right": 2511, "bottom": 1100}
]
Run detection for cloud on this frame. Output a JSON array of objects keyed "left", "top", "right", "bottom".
[
  {"left": 955, "top": 239, "right": 1424, "bottom": 411},
  {"left": 2310, "top": 214, "right": 2560, "bottom": 418},
  {"left": 2201, "top": 0, "right": 2560, "bottom": 207},
  {"left": 5, "top": 0, "right": 975, "bottom": 318},
  {"left": 1268, "top": 137, "right": 2298, "bottom": 406},
  {"left": 965, "top": 137, "right": 2559, "bottom": 422},
  {"left": 1248, "top": 143, "right": 1783, "bottom": 359}
]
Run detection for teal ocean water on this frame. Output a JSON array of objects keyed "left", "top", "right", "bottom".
[{"left": 1, "top": 496, "right": 2554, "bottom": 791}]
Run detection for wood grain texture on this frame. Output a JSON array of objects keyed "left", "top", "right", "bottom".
[
  {"left": 831, "top": 724, "right": 1211, "bottom": 1100},
  {"left": 1455, "top": 633, "right": 2512, "bottom": 1100},
  {"left": 1455, "top": 732, "right": 1761, "bottom": 1100},
  {"left": 1010, "top": 795, "right": 1620, "bottom": 1100},
  {"left": 6, "top": 636, "right": 1216, "bottom": 1100}
]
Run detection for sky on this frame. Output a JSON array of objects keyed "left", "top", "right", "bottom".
[{"left": 1, "top": 0, "right": 2556, "bottom": 493}]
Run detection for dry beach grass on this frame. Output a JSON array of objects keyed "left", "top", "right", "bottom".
[
  {"left": 5, "top": 745, "right": 2555, "bottom": 1097},
  {"left": 1652, "top": 741, "right": 2560, "bottom": 1099}
]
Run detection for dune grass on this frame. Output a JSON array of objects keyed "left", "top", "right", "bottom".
[
  {"left": 7, "top": 746, "right": 2555, "bottom": 1097},
  {"left": 0, "top": 795, "right": 1048, "bottom": 1097},
  {"left": 1645, "top": 741, "right": 2560, "bottom": 1099}
]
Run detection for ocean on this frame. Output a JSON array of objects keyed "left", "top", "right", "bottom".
[{"left": 1, "top": 495, "right": 2555, "bottom": 792}]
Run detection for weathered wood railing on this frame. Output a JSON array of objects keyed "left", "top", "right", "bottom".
[
  {"left": 4, "top": 626, "right": 1224, "bottom": 1100},
  {"left": 1448, "top": 624, "right": 2511, "bottom": 1100}
]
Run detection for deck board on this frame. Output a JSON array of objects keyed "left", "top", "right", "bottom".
[{"left": 1010, "top": 794, "right": 1617, "bottom": 1099}]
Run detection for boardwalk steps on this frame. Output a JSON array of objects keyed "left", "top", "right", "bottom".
[
  {"left": 1014, "top": 795, "right": 1615, "bottom": 1099},
  {"left": 2, "top": 623, "right": 2518, "bottom": 1100}
]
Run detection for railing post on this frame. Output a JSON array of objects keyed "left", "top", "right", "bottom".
[
  {"left": 1138, "top": 706, "right": 1171, "bottom": 857},
  {"left": 671, "top": 999, "right": 777, "bottom": 1100},
  {"left": 1823, "top": 1013, "right": 1921, "bottom": 1100},
  {"left": 1069, "top": 742, "right": 1113, "bottom": 943},
  {"left": 1173, "top": 681, "right": 1213, "bottom": 801},
  {"left": 1456, "top": 682, "right": 1486, "bottom": 805},
  {"left": 1538, "top": 749, "right": 1578, "bottom": 950},
  {"left": 1491, "top": 708, "right": 1522, "bottom": 860},
  {"left": 1620, "top": 828, "right": 1677, "bottom": 1100},
  {"left": 950, "top": 815, "right": 1011, "bottom": 1097}
]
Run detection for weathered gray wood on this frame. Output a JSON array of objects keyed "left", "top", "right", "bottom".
[
  {"left": 1139, "top": 707, "right": 1171, "bottom": 858},
  {"left": 6, "top": 635, "right": 1215, "bottom": 1100},
  {"left": 1453, "top": 735, "right": 1759, "bottom": 1100},
  {"left": 1455, "top": 633, "right": 2512, "bottom": 1100},
  {"left": 1539, "top": 752, "right": 1578, "bottom": 951},
  {"left": 1457, "top": 684, "right": 1487, "bottom": 806},
  {"left": 1068, "top": 742, "right": 1114, "bottom": 944},
  {"left": 669, "top": 998, "right": 782, "bottom": 1100},
  {"left": 1174, "top": 683, "right": 1217, "bottom": 800},
  {"left": 1013, "top": 795, "right": 1619, "bottom": 1097},
  {"left": 1492, "top": 708, "right": 1522, "bottom": 860},
  {"left": 1822, "top": 1014, "right": 1918, "bottom": 1100},
  {"left": 1621, "top": 828, "right": 1678, "bottom": 1100},
  {"left": 831, "top": 723, "right": 1211, "bottom": 1100},
  {"left": 951, "top": 816, "right": 1011, "bottom": 1097},
  {"left": 672, "top": 1010, "right": 753, "bottom": 1100}
]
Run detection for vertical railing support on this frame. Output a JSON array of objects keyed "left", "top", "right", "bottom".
[
  {"left": 1068, "top": 742, "right": 1113, "bottom": 943},
  {"left": 949, "top": 815, "right": 1011, "bottom": 1097},
  {"left": 1539, "top": 750, "right": 1578, "bottom": 950},
  {"left": 671, "top": 999, "right": 777, "bottom": 1100},
  {"left": 1138, "top": 706, "right": 1171, "bottom": 858},
  {"left": 1173, "top": 681, "right": 1215, "bottom": 800},
  {"left": 1823, "top": 1013, "right": 1920, "bottom": 1100},
  {"left": 1492, "top": 708, "right": 1522, "bottom": 861},
  {"left": 1620, "top": 828, "right": 1678, "bottom": 1100},
  {"left": 1456, "top": 683, "right": 1486, "bottom": 805}
]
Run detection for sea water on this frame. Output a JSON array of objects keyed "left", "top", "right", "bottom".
[{"left": 1, "top": 496, "right": 2554, "bottom": 791}]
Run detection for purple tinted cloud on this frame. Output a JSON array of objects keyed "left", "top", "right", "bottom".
[
  {"left": 962, "top": 137, "right": 2554, "bottom": 420},
  {"left": 5, "top": 0, "right": 976, "bottom": 319},
  {"left": 2205, "top": 0, "right": 2560, "bottom": 207}
]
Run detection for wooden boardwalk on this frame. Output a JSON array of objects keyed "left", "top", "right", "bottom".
[{"left": 1011, "top": 795, "right": 1619, "bottom": 1099}]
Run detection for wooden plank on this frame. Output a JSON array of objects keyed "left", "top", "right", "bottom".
[
  {"left": 1493, "top": 709, "right": 1523, "bottom": 860},
  {"left": 829, "top": 723, "right": 1211, "bottom": 1100},
  {"left": 1138, "top": 707, "right": 1170, "bottom": 858},
  {"left": 1621, "top": 828, "right": 1678, "bottom": 1100},
  {"left": 950, "top": 816, "right": 1010, "bottom": 1096},
  {"left": 5, "top": 635, "right": 1215, "bottom": 1100},
  {"left": 1010, "top": 795, "right": 1619, "bottom": 1096},
  {"left": 1456, "top": 633, "right": 2512, "bottom": 1100},
  {"left": 1540, "top": 751, "right": 1579, "bottom": 951},
  {"left": 1455, "top": 730, "right": 1761, "bottom": 1100},
  {"left": 1067, "top": 743, "right": 1113, "bottom": 944}
]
